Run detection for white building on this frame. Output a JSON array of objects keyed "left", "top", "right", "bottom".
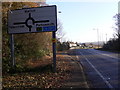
[{"left": 69, "top": 42, "right": 77, "bottom": 47}]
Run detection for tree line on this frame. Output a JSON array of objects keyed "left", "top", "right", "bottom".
[{"left": 102, "top": 14, "right": 120, "bottom": 52}]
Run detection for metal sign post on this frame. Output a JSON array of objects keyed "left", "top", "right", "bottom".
[
  {"left": 52, "top": 31, "right": 56, "bottom": 72},
  {"left": 10, "top": 34, "right": 15, "bottom": 68}
]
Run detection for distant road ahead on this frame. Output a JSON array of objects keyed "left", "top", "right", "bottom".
[{"left": 73, "top": 49, "right": 119, "bottom": 88}]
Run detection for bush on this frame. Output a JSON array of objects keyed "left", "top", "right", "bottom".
[
  {"left": 57, "top": 41, "right": 70, "bottom": 51},
  {"left": 102, "top": 38, "right": 120, "bottom": 52}
]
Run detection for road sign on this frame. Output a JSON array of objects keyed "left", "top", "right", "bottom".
[{"left": 8, "top": 5, "right": 57, "bottom": 34}]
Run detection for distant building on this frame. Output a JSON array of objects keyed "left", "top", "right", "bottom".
[{"left": 69, "top": 42, "right": 77, "bottom": 47}]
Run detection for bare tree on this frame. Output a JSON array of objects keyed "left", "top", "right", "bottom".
[
  {"left": 113, "top": 14, "right": 120, "bottom": 39},
  {"left": 56, "top": 19, "right": 65, "bottom": 42}
]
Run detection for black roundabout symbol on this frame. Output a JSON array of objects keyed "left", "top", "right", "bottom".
[
  {"left": 13, "top": 13, "right": 49, "bottom": 32},
  {"left": 25, "top": 13, "right": 35, "bottom": 32}
]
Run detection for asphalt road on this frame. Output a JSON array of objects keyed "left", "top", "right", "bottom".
[{"left": 72, "top": 49, "right": 120, "bottom": 88}]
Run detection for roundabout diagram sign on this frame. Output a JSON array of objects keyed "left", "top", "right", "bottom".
[
  {"left": 8, "top": 5, "right": 57, "bottom": 34},
  {"left": 8, "top": 5, "right": 57, "bottom": 72}
]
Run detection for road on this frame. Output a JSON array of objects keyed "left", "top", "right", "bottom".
[{"left": 71, "top": 49, "right": 120, "bottom": 88}]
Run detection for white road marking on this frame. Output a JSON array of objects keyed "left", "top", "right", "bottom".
[{"left": 79, "top": 51, "right": 113, "bottom": 88}]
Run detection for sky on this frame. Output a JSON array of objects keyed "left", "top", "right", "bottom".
[{"left": 46, "top": 0, "right": 119, "bottom": 43}]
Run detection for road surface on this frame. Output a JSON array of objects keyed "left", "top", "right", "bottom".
[{"left": 71, "top": 49, "right": 120, "bottom": 88}]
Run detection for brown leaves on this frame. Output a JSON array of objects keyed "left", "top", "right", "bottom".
[{"left": 3, "top": 53, "right": 71, "bottom": 88}]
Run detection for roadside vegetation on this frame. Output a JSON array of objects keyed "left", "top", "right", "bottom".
[
  {"left": 101, "top": 14, "right": 120, "bottom": 52},
  {"left": 2, "top": 2, "right": 69, "bottom": 74},
  {"left": 57, "top": 41, "right": 70, "bottom": 51},
  {"left": 3, "top": 52, "right": 72, "bottom": 88}
]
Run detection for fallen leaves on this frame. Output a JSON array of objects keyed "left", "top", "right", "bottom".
[{"left": 3, "top": 52, "right": 72, "bottom": 88}]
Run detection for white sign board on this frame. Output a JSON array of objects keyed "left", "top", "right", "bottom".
[{"left": 8, "top": 5, "right": 57, "bottom": 34}]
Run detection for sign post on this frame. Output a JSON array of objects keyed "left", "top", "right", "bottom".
[
  {"left": 10, "top": 34, "right": 15, "bottom": 68},
  {"left": 8, "top": 5, "right": 57, "bottom": 72},
  {"left": 52, "top": 31, "right": 56, "bottom": 72}
]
